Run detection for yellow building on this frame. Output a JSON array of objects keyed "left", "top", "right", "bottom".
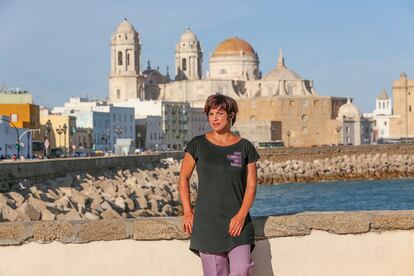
[
  {"left": 40, "top": 115, "right": 76, "bottom": 151},
  {"left": 0, "top": 103, "right": 41, "bottom": 140},
  {"left": 389, "top": 73, "right": 414, "bottom": 139},
  {"left": 235, "top": 96, "right": 347, "bottom": 147}
]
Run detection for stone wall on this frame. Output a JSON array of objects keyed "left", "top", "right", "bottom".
[
  {"left": 0, "top": 152, "right": 183, "bottom": 191},
  {"left": 0, "top": 211, "right": 413, "bottom": 275},
  {"left": 257, "top": 143, "right": 414, "bottom": 163}
]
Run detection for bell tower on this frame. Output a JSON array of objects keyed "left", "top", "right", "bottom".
[
  {"left": 175, "top": 28, "right": 203, "bottom": 81},
  {"left": 109, "top": 19, "right": 144, "bottom": 102}
]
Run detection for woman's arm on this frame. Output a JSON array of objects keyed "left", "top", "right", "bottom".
[
  {"left": 179, "top": 152, "right": 197, "bottom": 234},
  {"left": 229, "top": 161, "right": 257, "bottom": 237}
]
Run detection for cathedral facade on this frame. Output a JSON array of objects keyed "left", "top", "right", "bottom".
[{"left": 108, "top": 19, "right": 347, "bottom": 147}]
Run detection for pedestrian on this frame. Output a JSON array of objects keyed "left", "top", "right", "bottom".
[{"left": 179, "top": 94, "right": 260, "bottom": 276}]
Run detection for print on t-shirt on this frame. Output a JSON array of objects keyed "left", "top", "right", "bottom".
[{"left": 227, "top": 151, "right": 242, "bottom": 167}]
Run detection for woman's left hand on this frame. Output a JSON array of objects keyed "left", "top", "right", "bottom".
[{"left": 228, "top": 213, "right": 246, "bottom": 237}]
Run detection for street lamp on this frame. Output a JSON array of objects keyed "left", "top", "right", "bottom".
[
  {"left": 286, "top": 130, "right": 291, "bottom": 147},
  {"left": 87, "top": 129, "right": 93, "bottom": 153},
  {"left": 56, "top": 125, "right": 63, "bottom": 150},
  {"left": 44, "top": 119, "right": 52, "bottom": 157},
  {"left": 137, "top": 131, "right": 142, "bottom": 149},
  {"left": 62, "top": 123, "right": 67, "bottom": 155}
]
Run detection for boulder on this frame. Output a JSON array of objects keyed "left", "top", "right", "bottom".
[
  {"left": 57, "top": 209, "right": 82, "bottom": 220},
  {"left": 1, "top": 205, "right": 21, "bottom": 222},
  {"left": 101, "top": 209, "right": 122, "bottom": 220},
  {"left": 18, "top": 202, "right": 41, "bottom": 221},
  {"left": 40, "top": 208, "right": 56, "bottom": 221},
  {"left": 8, "top": 192, "right": 25, "bottom": 205},
  {"left": 70, "top": 190, "right": 88, "bottom": 206},
  {"left": 114, "top": 197, "right": 126, "bottom": 211},
  {"left": 85, "top": 212, "right": 100, "bottom": 220}
]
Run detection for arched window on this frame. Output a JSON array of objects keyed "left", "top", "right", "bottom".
[
  {"left": 182, "top": 58, "right": 187, "bottom": 71},
  {"left": 126, "top": 54, "right": 130, "bottom": 66},
  {"left": 118, "top": 51, "right": 123, "bottom": 66}
]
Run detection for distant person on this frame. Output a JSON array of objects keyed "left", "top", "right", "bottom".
[{"left": 179, "top": 94, "right": 259, "bottom": 276}]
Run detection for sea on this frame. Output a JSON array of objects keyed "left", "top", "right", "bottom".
[{"left": 250, "top": 178, "right": 414, "bottom": 217}]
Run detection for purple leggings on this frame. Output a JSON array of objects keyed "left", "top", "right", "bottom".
[{"left": 200, "top": 244, "right": 254, "bottom": 276}]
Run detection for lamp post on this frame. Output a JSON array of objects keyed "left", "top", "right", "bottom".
[
  {"left": 137, "top": 131, "right": 142, "bottom": 149},
  {"left": 62, "top": 123, "right": 67, "bottom": 155},
  {"left": 56, "top": 125, "right": 63, "bottom": 150},
  {"left": 286, "top": 130, "right": 291, "bottom": 147},
  {"left": 44, "top": 119, "right": 52, "bottom": 157}
]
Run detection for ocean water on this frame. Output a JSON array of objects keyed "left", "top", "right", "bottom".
[{"left": 250, "top": 178, "right": 414, "bottom": 217}]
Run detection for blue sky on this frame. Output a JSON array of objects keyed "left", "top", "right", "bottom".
[{"left": 0, "top": 0, "right": 413, "bottom": 112}]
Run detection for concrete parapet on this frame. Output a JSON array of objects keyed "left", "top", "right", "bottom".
[
  {"left": 1, "top": 211, "right": 414, "bottom": 276},
  {"left": 0, "top": 210, "right": 413, "bottom": 245}
]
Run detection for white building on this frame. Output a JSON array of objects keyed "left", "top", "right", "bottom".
[
  {"left": 113, "top": 99, "right": 207, "bottom": 150},
  {"left": 364, "top": 90, "right": 396, "bottom": 141},
  {"left": 53, "top": 97, "right": 135, "bottom": 152},
  {"left": 92, "top": 106, "right": 135, "bottom": 152},
  {"left": 0, "top": 116, "right": 32, "bottom": 158}
]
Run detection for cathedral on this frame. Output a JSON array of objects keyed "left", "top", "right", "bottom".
[{"left": 109, "top": 19, "right": 348, "bottom": 147}]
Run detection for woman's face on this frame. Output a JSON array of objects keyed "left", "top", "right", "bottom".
[{"left": 207, "top": 106, "right": 231, "bottom": 132}]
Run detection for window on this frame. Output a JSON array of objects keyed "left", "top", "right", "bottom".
[
  {"left": 301, "top": 114, "right": 308, "bottom": 122},
  {"left": 116, "top": 89, "right": 121, "bottom": 99},
  {"left": 10, "top": 114, "right": 18, "bottom": 122},
  {"left": 302, "top": 127, "right": 308, "bottom": 134},
  {"left": 303, "top": 100, "right": 308, "bottom": 107},
  {"left": 126, "top": 54, "right": 130, "bottom": 66},
  {"left": 289, "top": 100, "right": 295, "bottom": 106},
  {"left": 314, "top": 100, "right": 319, "bottom": 106},
  {"left": 384, "top": 121, "right": 387, "bottom": 126},
  {"left": 410, "top": 106, "right": 412, "bottom": 112},
  {"left": 117, "top": 51, "right": 123, "bottom": 66},
  {"left": 182, "top": 58, "right": 187, "bottom": 71},
  {"left": 346, "top": 126, "right": 350, "bottom": 134}
]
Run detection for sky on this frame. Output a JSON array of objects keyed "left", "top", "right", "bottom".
[{"left": 0, "top": 0, "right": 413, "bottom": 112}]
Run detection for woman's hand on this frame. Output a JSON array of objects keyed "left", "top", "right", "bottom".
[
  {"left": 183, "top": 211, "right": 194, "bottom": 235},
  {"left": 228, "top": 212, "right": 246, "bottom": 237}
]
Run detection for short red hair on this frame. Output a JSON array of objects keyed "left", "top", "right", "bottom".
[{"left": 204, "top": 94, "right": 238, "bottom": 124}]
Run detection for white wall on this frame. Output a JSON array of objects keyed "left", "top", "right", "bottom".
[{"left": 0, "top": 230, "right": 413, "bottom": 276}]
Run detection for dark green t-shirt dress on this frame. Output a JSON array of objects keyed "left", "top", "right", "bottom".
[{"left": 184, "top": 134, "right": 260, "bottom": 255}]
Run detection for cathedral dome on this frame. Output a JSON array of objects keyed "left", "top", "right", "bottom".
[
  {"left": 116, "top": 19, "right": 136, "bottom": 33},
  {"left": 212, "top": 37, "right": 256, "bottom": 57},
  {"left": 180, "top": 28, "right": 199, "bottom": 42},
  {"left": 263, "top": 49, "right": 302, "bottom": 81},
  {"left": 337, "top": 98, "right": 361, "bottom": 121}
]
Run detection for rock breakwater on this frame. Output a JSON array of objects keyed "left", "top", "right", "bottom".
[
  {"left": 0, "top": 158, "right": 197, "bottom": 222},
  {"left": 257, "top": 153, "right": 414, "bottom": 184},
  {"left": 1, "top": 152, "right": 414, "bottom": 222}
]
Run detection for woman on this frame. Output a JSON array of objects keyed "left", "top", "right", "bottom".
[{"left": 179, "top": 94, "right": 260, "bottom": 276}]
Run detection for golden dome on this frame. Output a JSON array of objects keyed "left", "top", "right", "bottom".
[{"left": 212, "top": 37, "right": 255, "bottom": 57}]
